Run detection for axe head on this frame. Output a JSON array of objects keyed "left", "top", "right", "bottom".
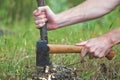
[{"left": 36, "top": 40, "right": 51, "bottom": 67}]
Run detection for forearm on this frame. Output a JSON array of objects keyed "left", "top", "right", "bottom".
[
  {"left": 55, "top": 0, "right": 120, "bottom": 28},
  {"left": 103, "top": 27, "right": 120, "bottom": 46}
]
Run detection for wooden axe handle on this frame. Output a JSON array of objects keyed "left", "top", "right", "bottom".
[{"left": 48, "top": 44, "right": 115, "bottom": 60}]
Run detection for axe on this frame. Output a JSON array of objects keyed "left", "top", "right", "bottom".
[
  {"left": 36, "top": 0, "right": 51, "bottom": 73},
  {"left": 36, "top": 0, "right": 115, "bottom": 73}
]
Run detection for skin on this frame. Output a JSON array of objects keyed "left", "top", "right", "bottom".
[{"left": 33, "top": 0, "right": 120, "bottom": 59}]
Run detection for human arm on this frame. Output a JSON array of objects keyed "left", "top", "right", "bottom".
[
  {"left": 76, "top": 27, "right": 120, "bottom": 58},
  {"left": 33, "top": 0, "right": 120, "bottom": 30}
]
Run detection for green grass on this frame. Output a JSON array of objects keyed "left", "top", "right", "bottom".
[{"left": 0, "top": 7, "right": 120, "bottom": 80}]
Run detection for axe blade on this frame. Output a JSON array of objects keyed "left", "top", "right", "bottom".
[{"left": 36, "top": 40, "right": 51, "bottom": 67}]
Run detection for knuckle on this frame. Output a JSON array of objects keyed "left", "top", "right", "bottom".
[
  {"left": 41, "top": 19, "right": 44, "bottom": 22},
  {"left": 89, "top": 48, "right": 94, "bottom": 53},
  {"left": 36, "top": 23, "right": 43, "bottom": 28},
  {"left": 44, "top": 18, "right": 48, "bottom": 22},
  {"left": 39, "top": 23, "right": 45, "bottom": 27},
  {"left": 85, "top": 44, "right": 91, "bottom": 48},
  {"left": 37, "top": 16, "right": 44, "bottom": 20},
  {"left": 94, "top": 52, "right": 98, "bottom": 57},
  {"left": 40, "top": 15, "right": 44, "bottom": 18},
  {"left": 38, "top": 24, "right": 43, "bottom": 27},
  {"left": 94, "top": 51, "right": 100, "bottom": 57},
  {"left": 35, "top": 19, "right": 45, "bottom": 25},
  {"left": 35, "top": 20, "right": 39, "bottom": 24},
  {"left": 98, "top": 54, "right": 104, "bottom": 58}
]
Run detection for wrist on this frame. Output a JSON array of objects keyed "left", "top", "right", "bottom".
[
  {"left": 47, "top": 15, "right": 60, "bottom": 30},
  {"left": 54, "top": 14, "right": 66, "bottom": 28},
  {"left": 102, "top": 34, "right": 115, "bottom": 47},
  {"left": 102, "top": 28, "right": 120, "bottom": 46}
]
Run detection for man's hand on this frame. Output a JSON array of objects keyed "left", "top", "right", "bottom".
[
  {"left": 76, "top": 36, "right": 114, "bottom": 59},
  {"left": 33, "top": 6, "right": 58, "bottom": 30}
]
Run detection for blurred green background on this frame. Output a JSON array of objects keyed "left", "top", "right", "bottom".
[{"left": 0, "top": 0, "right": 120, "bottom": 80}]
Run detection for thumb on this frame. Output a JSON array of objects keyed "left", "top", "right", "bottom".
[{"left": 76, "top": 41, "right": 87, "bottom": 46}]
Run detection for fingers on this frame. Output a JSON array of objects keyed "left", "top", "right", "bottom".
[
  {"left": 81, "top": 46, "right": 96, "bottom": 59},
  {"left": 94, "top": 48, "right": 111, "bottom": 58},
  {"left": 76, "top": 41, "right": 88, "bottom": 57},
  {"left": 33, "top": 6, "right": 49, "bottom": 16},
  {"left": 35, "top": 18, "right": 47, "bottom": 28},
  {"left": 33, "top": 6, "right": 48, "bottom": 28},
  {"left": 81, "top": 47, "right": 111, "bottom": 59},
  {"left": 33, "top": 6, "right": 56, "bottom": 30},
  {"left": 77, "top": 41, "right": 111, "bottom": 59},
  {"left": 35, "top": 18, "right": 47, "bottom": 24},
  {"left": 35, "top": 18, "right": 48, "bottom": 28},
  {"left": 81, "top": 46, "right": 89, "bottom": 57},
  {"left": 34, "top": 14, "right": 46, "bottom": 20}
]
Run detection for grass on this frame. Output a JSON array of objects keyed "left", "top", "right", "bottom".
[{"left": 0, "top": 7, "right": 120, "bottom": 80}]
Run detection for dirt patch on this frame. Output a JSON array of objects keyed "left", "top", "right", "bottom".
[{"left": 29, "top": 65, "right": 81, "bottom": 80}]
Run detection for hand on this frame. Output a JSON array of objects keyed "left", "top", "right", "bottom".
[
  {"left": 33, "top": 6, "right": 58, "bottom": 30},
  {"left": 76, "top": 36, "right": 114, "bottom": 59}
]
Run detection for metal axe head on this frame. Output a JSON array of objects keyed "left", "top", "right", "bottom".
[{"left": 36, "top": 40, "right": 51, "bottom": 67}]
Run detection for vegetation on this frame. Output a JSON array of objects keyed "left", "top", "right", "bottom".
[{"left": 0, "top": 0, "right": 120, "bottom": 79}]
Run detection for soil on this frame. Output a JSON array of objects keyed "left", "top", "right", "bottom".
[{"left": 29, "top": 65, "right": 81, "bottom": 80}]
